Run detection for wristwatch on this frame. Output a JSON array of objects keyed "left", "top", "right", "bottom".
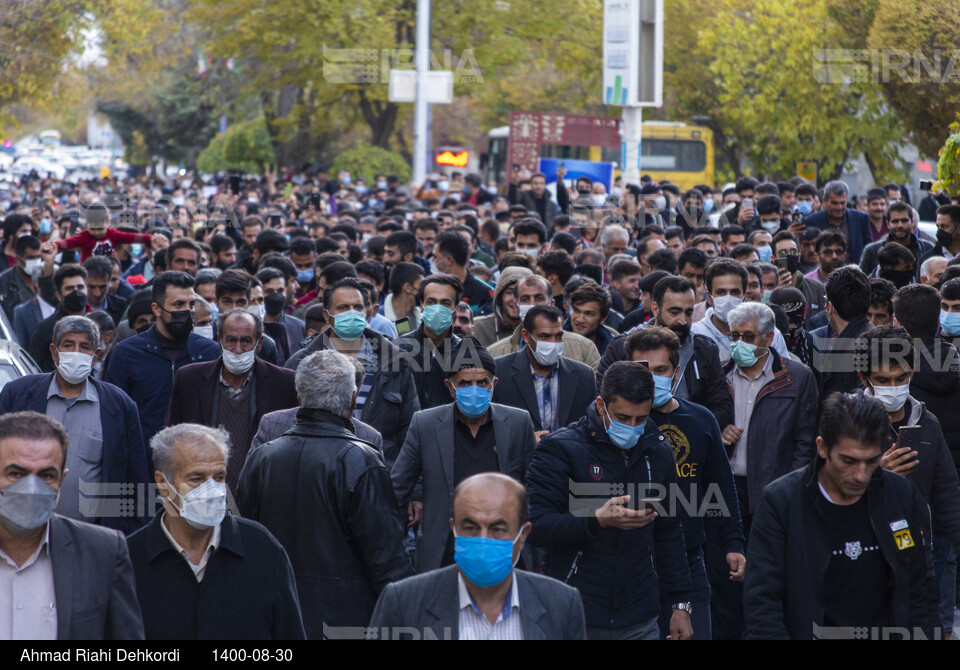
[{"left": 672, "top": 602, "right": 693, "bottom": 615}]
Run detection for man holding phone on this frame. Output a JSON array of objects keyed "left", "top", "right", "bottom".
[
  {"left": 772, "top": 231, "right": 826, "bottom": 328},
  {"left": 856, "top": 324, "right": 960, "bottom": 635}
]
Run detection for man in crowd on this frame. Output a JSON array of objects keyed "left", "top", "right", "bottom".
[
  {"left": 0, "top": 411, "right": 144, "bottom": 640},
  {"left": 473, "top": 267, "right": 528, "bottom": 347},
  {"left": 803, "top": 181, "right": 872, "bottom": 264},
  {"left": 30, "top": 263, "right": 89, "bottom": 372},
  {"left": 805, "top": 231, "right": 847, "bottom": 284},
  {"left": 391, "top": 343, "right": 536, "bottom": 573},
  {"left": 857, "top": 324, "right": 960, "bottom": 634},
  {"left": 166, "top": 308, "right": 298, "bottom": 494},
  {"left": 598, "top": 276, "right": 732, "bottom": 430},
  {"left": 492, "top": 305, "right": 597, "bottom": 438},
  {"left": 433, "top": 231, "right": 494, "bottom": 316},
  {"left": 0, "top": 315, "right": 148, "bottom": 534},
  {"left": 860, "top": 201, "right": 932, "bottom": 275},
  {"left": 525, "top": 361, "right": 693, "bottom": 640},
  {"left": 813, "top": 266, "right": 873, "bottom": 398},
  {"left": 564, "top": 281, "right": 618, "bottom": 356},
  {"left": 239, "top": 350, "right": 414, "bottom": 638},
  {"left": 104, "top": 271, "right": 221, "bottom": 457},
  {"left": 745, "top": 392, "right": 936, "bottom": 639},
  {"left": 771, "top": 231, "right": 826, "bottom": 327},
  {"left": 127, "top": 423, "right": 305, "bottom": 640},
  {"left": 628, "top": 326, "right": 745, "bottom": 640},
  {"left": 285, "top": 277, "right": 419, "bottom": 467},
  {"left": 370, "top": 473, "right": 586, "bottom": 640}
]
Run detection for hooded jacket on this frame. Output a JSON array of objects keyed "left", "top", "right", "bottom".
[
  {"left": 472, "top": 266, "right": 532, "bottom": 347},
  {"left": 908, "top": 337, "right": 960, "bottom": 479}
]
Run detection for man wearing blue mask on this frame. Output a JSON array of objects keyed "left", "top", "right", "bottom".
[
  {"left": 395, "top": 274, "right": 466, "bottom": 410},
  {"left": 525, "top": 361, "right": 694, "bottom": 640},
  {"left": 371, "top": 473, "right": 586, "bottom": 639},
  {"left": 391, "top": 342, "right": 536, "bottom": 573},
  {"left": 284, "top": 277, "right": 419, "bottom": 469},
  {"left": 626, "top": 326, "right": 745, "bottom": 640}
]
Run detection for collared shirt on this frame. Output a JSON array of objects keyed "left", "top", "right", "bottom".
[
  {"left": 353, "top": 336, "right": 379, "bottom": 419},
  {"left": 46, "top": 375, "right": 102, "bottom": 522},
  {"left": 727, "top": 352, "right": 775, "bottom": 477},
  {"left": 219, "top": 362, "right": 254, "bottom": 400},
  {"left": 0, "top": 524, "right": 56, "bottom": 640},
  {"left": 531, "top": 363, "right": 559, "bottom": 432},
  {"left": 457, "top": 571, "right": 523, "bottom": 640},
  {"left": 159, "top": 512, "right": 221, "bottom": 582}
]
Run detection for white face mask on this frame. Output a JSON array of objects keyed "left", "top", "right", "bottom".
[
  {"left": 711, "top": 295, "right": 742, "bottom": 323},
  {"left": 517, "top": 247, "right": 539, "bottom": 260},
  {"left": 164, "top": 476, "right": 226, "bottom": 530},
  {"left": 23, "top": 258, "right": 42, "bottom": 277},
  {"left": 760, "top": 219, "right": 781, "bottom": 234},
  {"left": 517, "top": 304, "right": 535, "bottom": 321},
  {"left": 869, "top": 383, "right": 910, "bottom": 413},
  {"left": 221, "top": 347, "right": 256, "bottom": 375},
  {"left": 591, "top": 194, "right": 607, "bottom": 207},
  {"left": 194, "top": 325, "right": 214, "bottom": 340},
  {"left": 532, "top": 339, "right": 564, "bottom": 367},
  {"left": 247, "top": 304, "right": 266, "bottom": 320},
  {"left": 56, "top": 351, "right": 93, "bottom": 384}
]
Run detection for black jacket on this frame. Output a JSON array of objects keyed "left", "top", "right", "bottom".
[
  {"left": 237, "top": 408, "right": 415, "bottom": 638},
  {"left": 0, "top": 264, "right": 33, "bottom": 323},
  {"left": 285, "top": 328, "right": 421, "bottom": 467},
  {"left": 126, "top": 514, "right": 306, "bottom": 640},
  {"left": 859, "top": 234, "right": 933, "bottom": 277},
  {"left": 525, "top": 405, "right": 692, "bottom": 628},
  {"left": 815, "top": 315, "right": 873, "bottom": 401},
  {"left": 29, "top": 306, "right": 74, "bottom": 372},
  {"left": 744, "top": 457, "right": 937, "bottom": 639},
  {"left": 893, "top": 396, "right": 960, "bottom": 552},
  {"left": 909, "top": 337, "right": 960, "bottom": 479},
  {"left": 597, "top": 330, "right": 733, "bottom": 429},
  {"left": 395, "top": 325, "right": 462, "bottom": 410}
]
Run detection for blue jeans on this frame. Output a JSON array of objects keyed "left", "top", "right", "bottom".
[
  {"left": 659, "top": 548, "right": 712, "bottom": 640},
  {"left": 933, "top": 534, "right": 957, "bottom": 634}
]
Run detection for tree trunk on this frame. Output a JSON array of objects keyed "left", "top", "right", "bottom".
[{"left": 358, "top": 94, "right": 399, "bottom": 149}]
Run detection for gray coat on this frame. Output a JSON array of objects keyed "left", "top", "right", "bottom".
[
  {"left": 249, "top": 406, "right": 383, "bottom": 456},
  {"left": 391, "top": 402, "right": 537, "bottom": 573},
  {"left": 49, "top": 515, "right": 145, "bottom": 640},
  {"left": 369, "top": 565, "right": 586, "bottom": 640}
]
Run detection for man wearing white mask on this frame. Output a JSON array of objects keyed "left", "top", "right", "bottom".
[
  {"left": 166, "top": 309, "right": 298, "bottom": 496},
  {"left": 126, "top": 423, "right": 305, "bottom": 640},
  {"left": 691, "top": 259, "right": 789, "bottom": 364},
  {"left": 492, "top": 305, "right": 596, "bottom": 442},
  {"left": 856, "top": 325, "right": 960, "bottom": 635},
  {"left": 0, "top": 316, "right": 149, "bottom": 534},
  {"left": 0, "top": 234, "right": 43, "bottom": 324}
]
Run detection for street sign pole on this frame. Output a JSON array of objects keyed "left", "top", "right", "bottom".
[{"left": 413, "top": 0, "right": 431, "bottom": 186}]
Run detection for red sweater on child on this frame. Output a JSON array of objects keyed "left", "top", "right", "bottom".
[{"left": 55, "top": 229, "right": 153, "bottom": 262}]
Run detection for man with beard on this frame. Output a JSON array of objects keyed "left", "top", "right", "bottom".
[
  {"left": 598, "top": 276, "right": 732, "bottom": 429},
  {"left": 805, "top": 231, "right": 847, "bottom": 284},
  {"left": 921, "top": 205, "right": 960, "bottom": 266},
  {"left": 772, "top": 232, "right": 826, "bottom": 328},
  {"left": 860, "top": 201, "right": 933, "bottom": 276}
]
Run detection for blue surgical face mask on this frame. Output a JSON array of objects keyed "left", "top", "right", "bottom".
[
  {"left": 422, "top": 303, "right": 453, "bottom": 335},
  {"left": 355, "top": 185, "right": 368, "bottom": 195},
  {"left": 796, "top": 200, "right": 813, "bottom": 216},
  {"left": 39, "top": 218, "right": 52, "bottom": 235},
  {"left": 941, "top": 310, "right": 960, "bottom": 336},
  {"left": 730, "top": 340, "right": 766, "bottom": 367},
  {"left": 377, "top": 180, "right": 388, "bottom": 190},
  {"left": 296, "top": 268, "right": 315, "bottom": 284},
  {"left": 703, "top": 198, "right": 714, "bottom": 213},
  {"left": 453, "top": 527, "right": 523, "bottom": 588},
  {"left": 652, "top": 374, "right": 674, "bottom": 408},
  {"left": 130, "top": 243, "right": 143, "bottom": 258},
  {"left": 332, "top": 309, "right": 367, "bottom": 340},
  {"left": 762, "top": 289, "right": 773, "bottom": 304},
  {"left": 757, "top": 246, "right": 773, "bottom": 263},
  {"left": 601, "top": 404, "right": 646, "bottom": 450},
  {"left": 455, "top": 384, "right": 492, "bottom": 418}
]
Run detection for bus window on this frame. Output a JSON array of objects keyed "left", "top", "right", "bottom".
[{"left": 641, "top": 139, "right": 706, "bottom": 172}]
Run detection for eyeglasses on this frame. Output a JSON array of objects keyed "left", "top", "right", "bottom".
[{"left": 729, "top": 331, "right": 763, "bottom": 344}]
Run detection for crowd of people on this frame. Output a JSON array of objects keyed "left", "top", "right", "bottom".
[{"left": 1, "top": 163, "right": 959, "bottom": 640}]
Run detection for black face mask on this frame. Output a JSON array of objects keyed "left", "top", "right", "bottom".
[
  {"left": 62, "top": 290, "right": 87, "bottom": 314},
  {"left": 879, "top": 268, "right": 915, "bottom": 289},
  {"left": 264, "top": 291, "right": 286, "bottom": 317},
  {"left": 577, "top": 188, "right": 591, "bottom": 196},
  {"left": 782, "top": 254, "right": 801, "bottom": 274},
  {"left": 136, "top": 322, "right": 153, "bottom": 334},
  {"left": 938, "top": 228, "right": 954, "bottom": 249},
  {"left": 162, "top": 309, "right": 194, "bottom": 339}
]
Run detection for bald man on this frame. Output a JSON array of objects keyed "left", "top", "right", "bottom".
[{"left": 369, "top": 473, "right": 586, "bottom": 640}]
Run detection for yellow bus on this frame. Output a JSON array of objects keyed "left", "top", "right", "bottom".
[{"left": 485, "top": 121, "right": 714, "bottom": 190}]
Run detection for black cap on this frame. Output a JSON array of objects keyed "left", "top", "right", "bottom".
[
  {"left": 574, "top": 264, "right": 603, "bottom": 285},
  {"left": 127, "top": 290, "right": 154, "bottom": 329},
  {"left": 446, "top": 338, "right": 497, "bottom": 378}
]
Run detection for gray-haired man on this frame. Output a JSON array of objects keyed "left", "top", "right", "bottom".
[
  {"left": 126, "top": 423, "right": 305, "bottom": 640},
  {"left": 238, "top": 349, "right": 414, "bottom": 639},
  {"left": 0, "top": 315, "right": 148, "bottom": 534}
]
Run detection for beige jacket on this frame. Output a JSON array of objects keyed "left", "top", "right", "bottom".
[{"left": 487, "top": 326, "right": 601, "bottom": 371}]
